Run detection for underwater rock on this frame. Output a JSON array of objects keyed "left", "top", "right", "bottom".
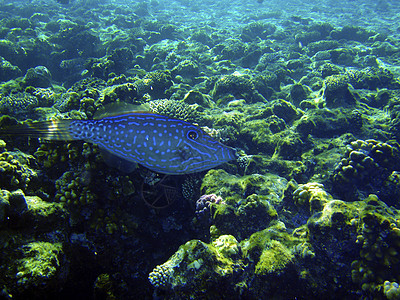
[
  {"left": 214, "top": 38, "right": 247, "bottom": 61},
  {"left": 171, "top": 59, "right": 199, "bottom": 78},
  {"left": 323, "top": 74, "right": 356, "bottom": 108},
  {"left": 99, "top": 82, "right": 138, "bottom": 106},
  {"left": 271, "top": 99, "right": 301, "bottom": 123},
  {"left": 241, "top": 21, "right": 276, "bottom": 42},
  {"left": 22, "top": 66, "right": 52, "bottom": 88},
  {"left": 200, "top": 169, "right": 285, "bottom": 239},
  {"left": 330, "top": 25, "right": 375, "bottom": 42},
  {"left": 368, "top": 88, "right": 391, "bottom": 108},
  {"left": 319, "top": 63, "right": 342, "bottom": 78},
  {"left": 239, "top": 118, "right": 282, "bottom": 155},
  {"left": 289, "top": 83, "right": 311, "bottom": 107},
  {"left": 182, "top": 90, "right": 213, "bottom": 108},
  {"left": 0, "top": 56, "right": 21, "bottom": 81},
  {"left": 372, "top": 41, "right": 399, "bottom": 57},
  {"left": 306, "top": 40, "right": 339, "bottom": 56},
  {"left": 8, "top": 189, "right": 28, "bottom": 215},
  {"left": 0, "top": 39, "right": 27, "bottom": 67},
  {"left": 149, "top": 236, "right": 244, "bottom": 297},
  {"left": 253, "top": 73, "right": 279, "bottom": 99},
  {"left": 12, "top": 241, "right": 67, "bottom": 296},
  {"left": 241, "top": 222, "right": 301, "bottom": 278},
  {"left": 274, "top": 131, "right": 306, "bottom": 160},
  {"left": 190, "top": 30, "right": 213, "bottom": 46},
  {"left": 0, "top": 190, "right": 10, "bottom": 226},
  {"left": 295, "top": 31, "right": 322, "bottom": 46},
  {"left": 295, "top": 108, "right": 362, "bottom": 138},
  {"left": 134, "top": 70, "right": 173, "bottom": 99},
  {"left": 212, "top": 73, "right": 257, "bottom": 104}
]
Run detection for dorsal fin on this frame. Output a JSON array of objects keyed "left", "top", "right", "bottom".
[{"left": 94, "top": 102, "right": 152, "bottom": 119}]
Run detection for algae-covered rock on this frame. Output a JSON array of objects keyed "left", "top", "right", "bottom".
[
  {"left": 0, "top": 56, "right": 21, "bottom": 81},
  {"left": 200, "top": 170, "right": 285, "bottom": 239},
  {"left": 134, "top": 70, "right": 173, "bottom": 99},
  {"left": 294, "top": 108, "right": 362, "bottom": 138},
  {"left": 212, "top": 73, "right": 264, "bottom": 104},
  {"left": 271, "top": 99, "right": 301, "bottom": 123},
  {"left": 330, "top": 25, "right": 375, "bottom": 42},
  {"left": 22, "top": 66, "right": 52, "bottom": 88},
  {"left": 14, "top": 241, "right": 67, "bottom": 293},
  {"left": 149, "top": 235, "right": 244, "bottom": 298},
  {"left": 0, "top": 190, "right": 10, "bottom": 226},
  {"left": 323, "top": 74, "right": 356, "bottom": 108},
  {"left": 99, "top": 82, "right": 138, "bottom": 105},
  {"left": 201, "top": 169, "right": 287, "bottom": 204},
  {"left": 241, "top": 21, "right": 276, "bottom": 42},
  {"left": 299, "top": 194, "right": 400, "bottom": 298}
]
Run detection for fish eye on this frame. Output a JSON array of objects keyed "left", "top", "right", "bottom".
[{"left": 187, "top": 130, "right": 199, "bottom": 140}]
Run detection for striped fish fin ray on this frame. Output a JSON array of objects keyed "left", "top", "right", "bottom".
[{"left": 0, "top": 119, "right": 75, "bottom": 141}]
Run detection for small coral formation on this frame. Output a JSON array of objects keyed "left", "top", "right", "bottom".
[
  {"left": 149, "top": 235, "right": 243, "bottom": 297},
  {"left": 15, "top": 242, "right": 64, "bottom": 289},
  {"left": 134, "top": 70, "right": 172, "bottom": 99},
  {"left": 0, "top": 92, "right": 39, "bottom": 116},
  {"left": 212, "top": 73, "right": 264, "bottom": 104},
  {"left": 99, "top": 82, "right": 138, "bottom": 106},
  {"left": 349, "top": 195, "right": 400, "bottom": 297},
  {"left": 148, "top": 99, "right": 202, "bottom": 123},
  {"left": 55, "top": 170, "right": 96, "bottom": 206},
  {"left": 0, "top": 150, "right": 37, "bottom": 191},
  {"left": 293, "top": 182, "right": 332, "bottom": 214},
  {"left": 323, "top": 74, "right": 356, "bottom": 108},
  {"left": 195, "top": 194, "right": 224, "bottom": 223},
  {"left": 332, "top": 139, "right": 400, "bottom": 203},
  {"left": 384, "top": 281, "right": 400, "bottom": 300}
]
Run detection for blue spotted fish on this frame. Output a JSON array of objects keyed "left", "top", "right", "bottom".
[{"left": 0, "top": 112, "right": 237, "bottom": 175}]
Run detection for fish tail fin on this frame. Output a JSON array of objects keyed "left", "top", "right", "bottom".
[{"left": 0, "top": 119, "right": 76, "bottom": 141}]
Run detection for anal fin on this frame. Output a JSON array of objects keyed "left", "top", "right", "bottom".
[{"left": 99, "top": 148, "right": 138, "bottom": 173}]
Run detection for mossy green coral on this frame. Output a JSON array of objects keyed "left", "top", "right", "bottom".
[
  {"left": 16, "top": 242, "right": 63, "bottom": 287},
  {"left": 255, "top": 240, "right": 294, "bottom": 275}
]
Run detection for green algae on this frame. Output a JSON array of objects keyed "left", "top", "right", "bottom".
[{"left": 16, "top": 241, "right": 63, "bottom": 285}]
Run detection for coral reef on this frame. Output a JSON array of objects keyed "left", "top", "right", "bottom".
[{"left": 1, "top": 0, "right": 400, "bottom": 298}]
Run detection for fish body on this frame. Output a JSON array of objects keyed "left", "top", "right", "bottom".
[{"left": 1, "top": 112, "right": 236, "bottom": 175}]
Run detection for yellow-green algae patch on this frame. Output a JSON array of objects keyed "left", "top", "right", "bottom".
[{"left": 16, "top": 241, "right": 64, "bottom": 286}]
